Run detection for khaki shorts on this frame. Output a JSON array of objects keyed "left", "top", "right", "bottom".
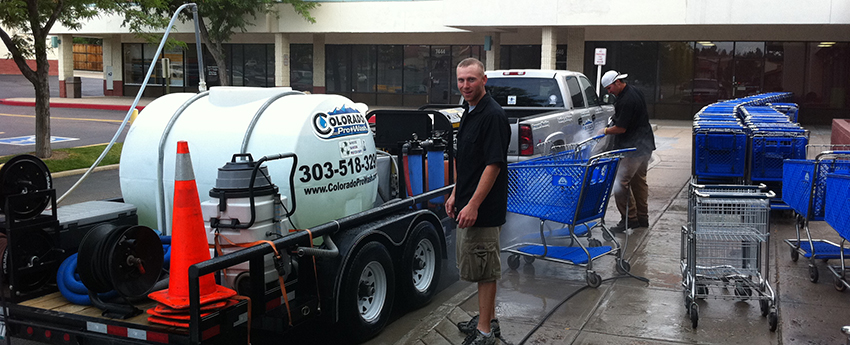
[{"left": 456, "top": 226, "right": 502, "bottom": 282}]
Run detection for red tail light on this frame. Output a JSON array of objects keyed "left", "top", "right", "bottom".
[
  {"left": 503, "top": 71, "right": 526, "bottom": 76},
  {"left": 519, "top": 125, "right": 533, "bottom": 156}
]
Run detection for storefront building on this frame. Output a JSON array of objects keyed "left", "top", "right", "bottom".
[{"left": 51, "top": 0, "right": 850, "bottom": 123}]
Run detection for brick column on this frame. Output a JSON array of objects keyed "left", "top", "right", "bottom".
[
  {"left": 57, "top": 34, "right": 74, "bottom": 98},
  {"left": 566, "top": 28, "right": 585, "bottom": 73},
  {"left": 275, "top": 33, "right": 290, "bottom": 87},
  {"left": 541, "top": 27, "right": 557, "bottom": 69},
  {"left": 312, "top": 34, "right": 325, "bottom": 94},
  {"left": 485, "top": 32, "right": 501, "bottom": 71}
]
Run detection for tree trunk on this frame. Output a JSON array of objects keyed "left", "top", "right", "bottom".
[
  {"left": 197, "top": 18, "right": 229, "bottom": 86},
  {"left": 33, "top": 30, "right": 52, "bottom": 158}
]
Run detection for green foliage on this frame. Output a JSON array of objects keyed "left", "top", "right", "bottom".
[{"left": 0, "top": 143, "right": 123, "bottom": 173}]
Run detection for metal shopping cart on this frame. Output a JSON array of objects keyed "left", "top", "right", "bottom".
[
  {"left": 501, "top": 148, "right": 633, "bottom": 288},
  {"left": 782, "top": 150, "right": 850, "bottom": 283},
  {"left": 681, "top": 183, "right": 777, "bottom": 331}
]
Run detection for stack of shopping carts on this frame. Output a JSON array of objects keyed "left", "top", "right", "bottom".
[
  {"left": 681, "top": 183, "right": 777, "bottom": 331},
  {"left": 502, "top": 136, "right": 633, "bottom": 288},
  {"left": 782, "top": 150, "right": 850, "bottom": 283}
]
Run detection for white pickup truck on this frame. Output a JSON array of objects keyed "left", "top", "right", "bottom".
[{"left": 484, "top": 69, "right": 615, "bottom": 162}]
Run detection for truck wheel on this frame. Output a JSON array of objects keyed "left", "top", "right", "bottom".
[
  {"left": 401, "top": 221, "right": 442, "bottom": 309},
  {"left": 340, "top": 241, "right": 395, "bottom": 342}
]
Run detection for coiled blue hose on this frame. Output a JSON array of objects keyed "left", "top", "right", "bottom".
[{"left": 57, "top": 236, "right": 171, "bottom": 305}]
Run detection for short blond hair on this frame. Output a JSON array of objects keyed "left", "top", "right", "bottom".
[{"left": 457, "top": 58, "right": 485, "bottom": 75}]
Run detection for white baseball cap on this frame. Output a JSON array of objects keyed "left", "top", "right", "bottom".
[{"left": 601, "top": 70, "right": 628, "bottom": 87}]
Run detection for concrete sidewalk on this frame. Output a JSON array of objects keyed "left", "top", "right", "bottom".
[{"left": 378, "top": 120, "right": 848, "bottom": 345}]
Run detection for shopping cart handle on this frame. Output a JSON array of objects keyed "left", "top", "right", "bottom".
[
  {"left": 689, "top": 181, "right": 767, "bottom": 190},
  {"left": 693, "top": 190, "right": 776, "bottom": 199},
  {"left": 816, "top": 151, "right": 850, "bottom": 161},
  {"left": 589, "top": 148, "right": 636, "bottom": 160},
  {"left": 581, "top": 134, "right": 606, "bottom": 144}
]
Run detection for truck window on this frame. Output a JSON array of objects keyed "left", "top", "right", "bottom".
[
  {"left": 578, "top": 76, "right": 601, "bottom": 107},
  {"left": 486, "top": 78, "right": 564, "bottom": 107},
  {"left": 565, "top": 76, "right": 585, "bottom": 108}
]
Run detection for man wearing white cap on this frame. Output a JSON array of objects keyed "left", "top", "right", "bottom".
[{"left": 599, "top": 70, "right": 655, "bottom": 233}]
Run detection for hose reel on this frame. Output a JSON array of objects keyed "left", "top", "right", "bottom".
[
  {"left": 77, "top": 223, "right": 163, "bottom": 317},
  {"left": 0, "top": 154, "right": 52, "bottom": 220}
]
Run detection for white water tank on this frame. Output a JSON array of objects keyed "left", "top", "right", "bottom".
[{"left": 120, "top": 87, "right": 378, "bottom": 234}]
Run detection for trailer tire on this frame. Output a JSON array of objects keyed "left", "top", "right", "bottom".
[
  {"left": 400, "top": 221, "right": 442, "bottom": 309},
  {"left": 340, "top": 241, "right": 395, "bottom": 342}
]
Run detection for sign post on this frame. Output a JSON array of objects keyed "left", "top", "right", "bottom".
[{"left": 594, "top": 48, "right": 607, "bottom": 95}]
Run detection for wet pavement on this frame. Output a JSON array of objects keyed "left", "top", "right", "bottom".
[{"left": 373, "top": 120, "right": 848, "bottom": 345}]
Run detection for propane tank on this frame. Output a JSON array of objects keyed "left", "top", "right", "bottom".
[
  {"left": 201, "top": 153, "right": 289, "bottom": 290},
  {"left": 119, "top": 87, "right": 379, "bottom": 235}
]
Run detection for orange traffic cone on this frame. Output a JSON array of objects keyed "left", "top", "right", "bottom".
[{"left": 148, "top": 141, "right": 236, "bottom": 310}]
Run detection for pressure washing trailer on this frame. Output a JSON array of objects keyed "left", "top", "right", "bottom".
[{"left": 0, "top": 88, "right": 456, "bottom": 344}]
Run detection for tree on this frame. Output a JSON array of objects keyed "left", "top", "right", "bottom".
[
  {"left": 129, "top": 0, "right": 318, "bottom": 86},
  {"left": 0, "top": 0, "right": 128, "bottom": 158}
]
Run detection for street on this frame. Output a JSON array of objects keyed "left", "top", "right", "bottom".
[{"left": 0, "top": 74, "right": 127, "bottom": 157}]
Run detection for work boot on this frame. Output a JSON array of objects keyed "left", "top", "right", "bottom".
[
  {"left": 610, "top": 218, "right": 638, "bottom": 233},
  {"left": 462, "top": 330, "right": 496, "bottom": 345},
  {"left": 457, "top": 314, "right": 501, "bottom": 338},
  {"left": 638, "top": 217, "right": 650, "bottom": 228}
]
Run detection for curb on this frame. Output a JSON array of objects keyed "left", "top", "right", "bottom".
[
  {"left": 51, "top": 164, "right": 120, "bottom": 178},
  {"left": 0, "top": 99, "right": 145, "bottom": 111}
]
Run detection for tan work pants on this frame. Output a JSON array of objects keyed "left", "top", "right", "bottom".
[{"left": 614, "top": 154, "right": 650, "bottom": 222}]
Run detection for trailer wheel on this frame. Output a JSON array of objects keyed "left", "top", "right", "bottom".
[
  {"left": 340, "top": 241, "right": 395, "bottom": 342},
  {"left": 401, "top": 221, "right": 442, "bottom": 309}
]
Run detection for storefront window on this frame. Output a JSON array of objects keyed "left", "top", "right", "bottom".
[
  {"left": 804, "top": 42, "right": 850, "bottom": 108},
  {"left": 377, "top": 45, "right": 402, "bottom": 93},
  {"left": 291, "top": 44, "right": 313, "bottom": 92},
  {"left": 403, "top": 45, "right": 429, "bottom": 94},
  {"left": 353, "top": 45, "right": 376, "bottom": 92},
  {"left": 733, "top": 42, "right": 765, "bottom": 98},
  {"left": 326, "top": 45, "right": 351, "bottom": 93},
  {"left": 764, "top": 42, "right": 804, "bottom": 96},
  {"left": 123, "top": 43, "right": 144, "bottom": 85},
  {"left": 500, "top": 45, "right": 541, "bottom": 69},
  {"left": 658, "top": 42, "right": 695, "bottom": 104}
]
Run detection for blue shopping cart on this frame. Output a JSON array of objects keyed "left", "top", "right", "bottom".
[
  {"left": 782, "top": 150, "right": 850, "bottom": 283},
  {"left": 501, "top": 148, "right": 633, "bottom": 288},
  {"left": 825, "top": 174, "right": 850, "bottom": 291}
]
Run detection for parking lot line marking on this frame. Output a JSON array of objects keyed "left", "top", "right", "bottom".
[{"left": 0, "top": 113, "right": 123, "bottom": 123}]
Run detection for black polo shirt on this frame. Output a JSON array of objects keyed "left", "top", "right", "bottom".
[
  {"left": 456, "top": 93, "right": 510, "bottom": 227},
  {"left": 612, "top": 84, "right": 656, "bottom": 156}
]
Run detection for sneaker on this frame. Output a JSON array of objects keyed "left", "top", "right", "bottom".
[
  {"left": 610, "top": 218, "right": 637, "bottom": 233},
  {"left": 457, "top": 315, "right": 501, "bottom": 338},
  {"left": 462, "top": 330, "right": 496, "bottom": 345}
]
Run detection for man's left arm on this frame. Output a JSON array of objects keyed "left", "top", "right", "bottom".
[{"left": 456, "top": 163, "right": 500, "bottom": 229}]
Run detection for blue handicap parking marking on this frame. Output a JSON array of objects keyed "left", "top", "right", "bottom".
[{"left": 0, "top": 135, "right": 79, "bottom": 146}]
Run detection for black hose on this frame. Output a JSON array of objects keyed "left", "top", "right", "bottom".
[{"left": 511, "top": 273, "right": 649, "bottom": 345}]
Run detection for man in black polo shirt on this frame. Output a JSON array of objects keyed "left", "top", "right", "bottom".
[
  {"left": 600, "top": 70, "right": 656, "bottom": 233},
  {"left": 447, "top": 58, "right": 509, "bottom": 345}
]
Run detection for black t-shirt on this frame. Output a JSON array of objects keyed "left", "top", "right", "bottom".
[
  {"left": 456, "top": 93, "right": 511, "bottom": 227},
  {"left": 612, "top": 84, "right": 656, "bottom": 156}
]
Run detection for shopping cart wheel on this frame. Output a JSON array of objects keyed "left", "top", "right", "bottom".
[
  {"left": 586, "top": 271, "right": 601, "bottom": 288},
  {"left": 768, "top": 312, "right": 778, "bottom": 332},
  {"left": 588, "top": 238, "right": 602, "bottom": 248},
  {"left": 602, "top": 229, "right": 613, "bottom": 242},
  {"left": 689, "top": 302, "right": 699, "bottom": 329},
  {"left": 683, "top": 290, "right": 690, "bottom": 309},
  {"left": 834, "top": 276, "right": 847, "bottom": 292},
  {"left": 508, "top": 255, "right": 520, "bottom": 270},
  {"left": 809, "top": 264, "right": 819, "bottom": 283},
  {"left": 523, "top": 256, "right": 536, "bottom": 264},
  {"left": 759, "top": 298, "right": 770, "bottom": 316},
  {"left": 615, "top": 259, "right": 631, "bottom": 274},
  {"left": 790, "top": 247, "right": 799, "bottom": 262}
]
